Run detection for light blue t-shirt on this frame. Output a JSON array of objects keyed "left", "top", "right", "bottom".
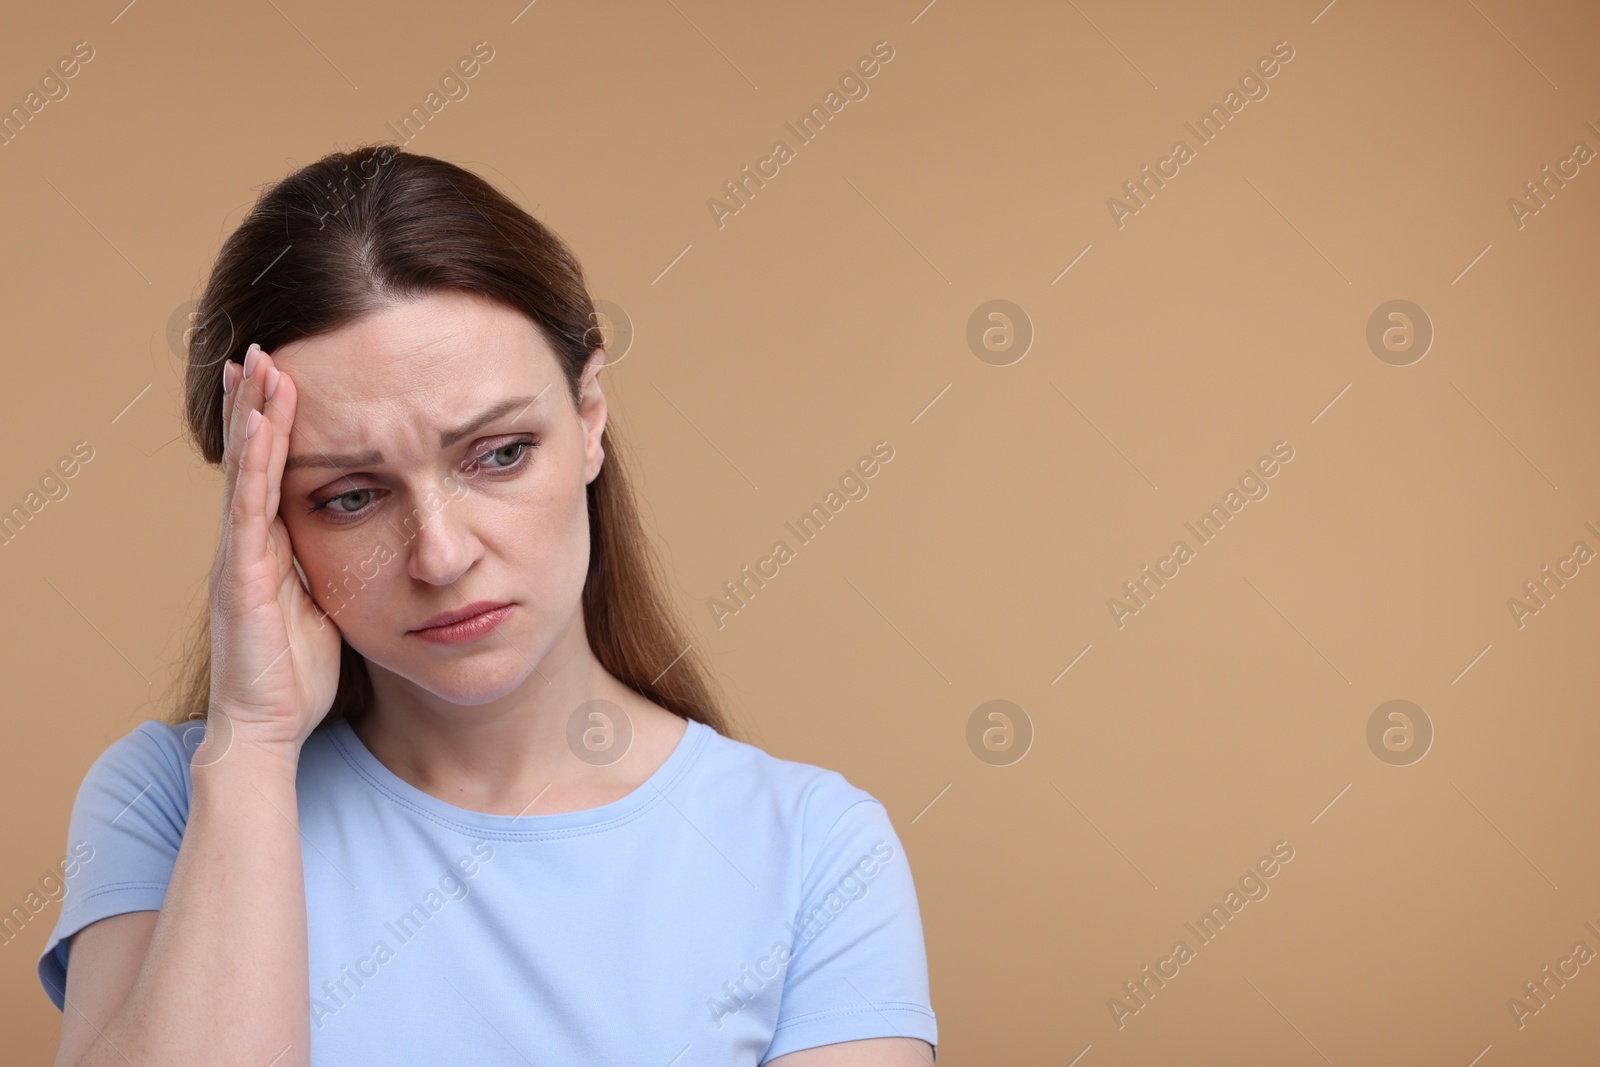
[{"left": 38, "top": 715, "right": 937, "bottom": 1065}]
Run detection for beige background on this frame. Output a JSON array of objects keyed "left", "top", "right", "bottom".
[{"left": 3, "top": 0, "right": 1598, "bottom": 1063}]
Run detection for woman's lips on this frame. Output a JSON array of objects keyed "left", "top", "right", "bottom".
[
  {"left": 412, "top": 599, "right": 512, "bottom": 630},
  {"left": 410, "top": 603, "right": 513, "bottom": 645}
]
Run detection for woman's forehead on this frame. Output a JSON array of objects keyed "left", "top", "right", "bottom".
[
  {"left": 273, "top": 293, "right": 546, "bottom": 387},
  {"left": 271, "top": 296, "right": 564, "bottom": 470}
]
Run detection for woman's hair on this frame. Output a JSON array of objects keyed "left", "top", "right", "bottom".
[{"left": 164, "top": 143, "right": 735, "bottom": 741}]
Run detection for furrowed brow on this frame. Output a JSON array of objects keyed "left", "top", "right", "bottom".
[{"left": 283, "top": 388, "right": 550, "bottom": 473}]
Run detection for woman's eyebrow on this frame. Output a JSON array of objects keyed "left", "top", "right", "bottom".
[
  {"left": 438, "top": 392, "right": 545, "bottom": 447},
  {"left": 283, "top": 390, "right": 548, "bottom": 473}
]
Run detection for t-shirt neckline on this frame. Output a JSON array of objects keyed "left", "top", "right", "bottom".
[{"left": 326, "top": 714, "right": 708, "bottom": 839}]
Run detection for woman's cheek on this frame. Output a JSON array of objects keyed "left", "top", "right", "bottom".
[
  {"left": 503, "top": 485, "right": 586, "bottom": 595},
  {"left": 555, "top": 483, "right": 593, "bottom": 591},
  {"left": 293, "top": 536, "right": 375, "bottom": 622}
]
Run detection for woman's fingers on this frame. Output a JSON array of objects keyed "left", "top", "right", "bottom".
[
  {"left": 219, "top": 355, "right": 243, "bottom": 531},
  {"left": 231, "top": 399, "right": 273, "bottom": 569},
  {"left": 218, "top": 359, "right": 241, "bottom": 527},
  {"left": 217, "top": 343, "right": 296, "bottom": 579},
  {"left": 259, "top": 354, "right": 297, "bottom": 524},
  {"left": 220, "top": 349, "right": 249, "bottom": 521},
  {"left": 221, "top": 344, "right": 266, "bottom": 527}
]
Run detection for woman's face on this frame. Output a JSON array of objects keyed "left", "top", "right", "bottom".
[{"left": 271, "top": 289, "right": 605, "bottom": 707}]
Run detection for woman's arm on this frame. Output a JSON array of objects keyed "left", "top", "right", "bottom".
[
  {"left": 52, "top": 343, "right": 341, "bottom": 1066},
  {"left": 54, "top": 740, "right": 310, "bottom": 1067}
]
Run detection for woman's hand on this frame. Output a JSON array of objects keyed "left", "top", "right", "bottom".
[{"left": 200, "top": 342, "right": 343, "bottom": 765}]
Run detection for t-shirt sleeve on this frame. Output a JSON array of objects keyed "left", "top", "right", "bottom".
[
  {"left": 761, "top": 789, "right": 938, "bottom": 1064},
  {"left": 36, "top": 720, "right": 198, "bottom": 1011}
]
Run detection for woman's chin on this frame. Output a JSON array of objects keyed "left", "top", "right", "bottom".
[
  {"left": 366, "top": 653, "right": 536, "bottom": 708},
  {"left": 432, "top": 670, "right": 533, "bottom": 707}
]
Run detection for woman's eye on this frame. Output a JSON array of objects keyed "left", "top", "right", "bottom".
[
  {"left": 314, "top": 488, "right": 377, "bottom": 517},
  {"left": 474, "top": 441, "right": 534, "bottom": 469},
  {"left": 309, "top": 440, "right": 535, "bottom": 521}
]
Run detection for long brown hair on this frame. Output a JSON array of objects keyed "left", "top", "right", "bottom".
[{"left": 165, "top": 143, "right": 734, "bottom": 740}]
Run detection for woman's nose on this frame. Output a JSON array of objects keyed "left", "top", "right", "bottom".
[{"left": 405, "top": 493, "right": 481, "bottom": 586}]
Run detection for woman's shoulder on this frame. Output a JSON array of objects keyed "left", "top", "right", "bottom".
[
  {"left": 58, "top": 718, "right": 211, "bottom": 847},
  {"left": 76, "top": 717, "right": 205, "bottom": 797},
  {"left": 95, "top": 715, "right": 205, "bottom": 752},
  {"left": 36, "top": 719, "right": 209, "bottom": 1010},
  {"left": 699, "top": 718, "right": 872, "bottom": 792},
  {"left": 693, "top": 719, "right": 889, "bottom": 839}
]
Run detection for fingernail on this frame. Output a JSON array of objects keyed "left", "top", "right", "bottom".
[
  {"left": 244, "top": 344, "right": 261, "bottom": 378},
  {"left": 246, "top": 409, "right": 263, "bottom": 440},
  {"left": 264, "top": 366, "right": 280, "bottom": 401},
  {"left": 222, "top": 362, "right": 235, "bottom": 394}
]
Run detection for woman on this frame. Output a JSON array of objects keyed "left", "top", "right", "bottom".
[{"left": 38, "top": 145, "right": 937, "bottom": 1066}]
